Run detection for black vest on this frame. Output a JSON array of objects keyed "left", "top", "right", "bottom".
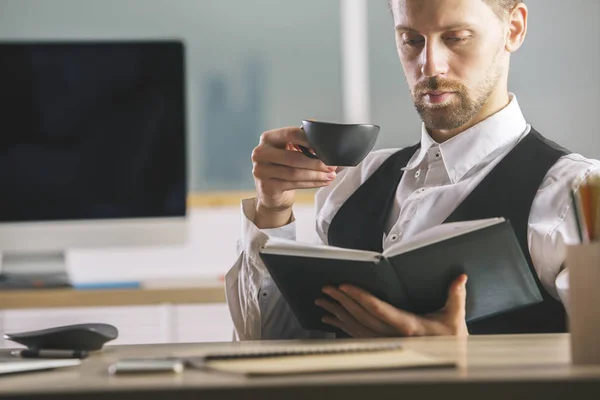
[{"left": 327, "top": 128, "right": 570, "bottom": 335}]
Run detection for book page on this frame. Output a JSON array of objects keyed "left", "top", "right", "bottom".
[
  {"left": 383, "top": 217, "right": 505, "bottom": 258},
  {"left": 260, "top": 237, "right": 381, "bottom": 262},
  {"left": 202, "top": 349, "right": 455, "bottom": 376}
]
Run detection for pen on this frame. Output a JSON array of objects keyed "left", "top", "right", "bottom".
[
  {"left": 11, "top": 349, "right": 89, "bottom": 359},
  {"left": 571, "top": 188, "right": 584, "bottom": 244}
]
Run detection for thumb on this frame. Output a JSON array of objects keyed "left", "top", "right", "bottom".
[{"left": 444, "top": 274, "right": 468, "bottom": 318}]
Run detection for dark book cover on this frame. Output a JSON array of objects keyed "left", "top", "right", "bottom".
[{"left": 260, "top": 219, "right": 543, "bottom": 333}]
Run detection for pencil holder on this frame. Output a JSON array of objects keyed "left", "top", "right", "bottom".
[{"left": 565, "top": 241, "right": 600, "bottom": 365}]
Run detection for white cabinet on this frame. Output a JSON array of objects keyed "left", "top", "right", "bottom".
[{"left": 172, "top": 304, "right": 233, "bottom": 343}]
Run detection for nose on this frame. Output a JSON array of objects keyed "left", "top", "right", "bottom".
[{"left": 421, "top": 40, "right": 448, "bottom": 78}]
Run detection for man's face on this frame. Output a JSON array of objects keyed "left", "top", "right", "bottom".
[{"left": 391, "top": 0, "right": 510, "bottom": 131}]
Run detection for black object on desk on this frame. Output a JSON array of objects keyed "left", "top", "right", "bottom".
[
  {"left": 4, "top": 323, "right": 118, "bottom": 351},
  {"left": 12, "top": 348, "right": 89, "bottom": 359}
]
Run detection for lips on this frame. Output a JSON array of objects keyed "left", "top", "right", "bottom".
[
  {"left": 422, "top": 91, "right": 455, "bottom": 104},
  {"left": 424, "top": 90, "right": 446, "bottom": 96}
]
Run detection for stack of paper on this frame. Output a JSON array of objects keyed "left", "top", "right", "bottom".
[{"left": 188, "top": 342, "right": 455, "bottom": 376}]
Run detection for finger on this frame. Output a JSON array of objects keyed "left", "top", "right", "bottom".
[
  {"left": 322, "top": 315, "right": 377, "bottom": 339},
  {"left": 321, "top": 316, "right": 356, "bottom": 337},
  {"left": 322, "top": 287, "right": 396, "bottom": 335},
  {"left": 286, "top": 142, "right": 297, "bottom": 152},
  {"left": 290, "top": 143, "right": 311, "bottom": 153},
  {"left": 443, "top": 274, "right": 468, "bottom": 317},
  {"left": 253, "top": 145, "right": 336, "bottom": 172},
  {"left": 262, "top": 179, "right": 334, "bottom": 192},
  {"left": 315, "top": 298, "right": 378, "bottom": 337},
  {"left": 260, "top": 127, "right": 310, "bottom": 148},
  {"left": 293, "top": 144, "right": 320, "bottom": 160},
  {"left": 339, "top": 284, "right": 422, "bottom": 336},
  {"left": 254, "top": 163, "right": 336, "bottom": 183}
]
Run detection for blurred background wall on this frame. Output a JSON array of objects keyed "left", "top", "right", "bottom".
[{"left": 2, "top": 0, "right": 596, "bottom": 191}]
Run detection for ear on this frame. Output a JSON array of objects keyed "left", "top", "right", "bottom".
[{"left": 505, "top": 2, "right": 528, "bottom": 53}]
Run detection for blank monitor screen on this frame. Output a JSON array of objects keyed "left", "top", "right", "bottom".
[{"left": 0, "top": 41, "right": 187, "bottom": 223}]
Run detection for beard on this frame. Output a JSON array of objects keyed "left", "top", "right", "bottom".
[{"left": 411, "top": 52, "right": 504, "bottom": 131}]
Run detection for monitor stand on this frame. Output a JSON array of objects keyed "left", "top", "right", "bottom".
[{"left": 0, "top": 252, "right": 72, "bottom": 290}]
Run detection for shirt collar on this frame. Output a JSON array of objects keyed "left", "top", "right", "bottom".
[{"left": 402, "top": 93, "right": 527, "bottom": 184}]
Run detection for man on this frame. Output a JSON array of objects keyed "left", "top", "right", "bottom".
[{"left": 225, "top": 0, "right": 600, "bottom": 340}]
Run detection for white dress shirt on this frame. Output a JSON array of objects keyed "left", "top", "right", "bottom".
[{"left": 225, "top": 94, "right": 600, "bottom": 341}]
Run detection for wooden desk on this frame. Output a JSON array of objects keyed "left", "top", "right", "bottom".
[{"left": 1, "top": 334, "right": 600, "bottom": 400}]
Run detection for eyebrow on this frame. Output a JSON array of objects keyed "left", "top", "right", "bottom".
[{"left": 395, "top": 23, "right": 475, "bottom": 33}]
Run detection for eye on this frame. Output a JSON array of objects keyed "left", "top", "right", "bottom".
[
  {"left": 400, "top": 33, "right": 425, "bottom": 47},
  {"left": 444, "top": 36, "right": 470, "bottom": 44},
  {"left": 403, "top": 38, "right": 425, "bottom": 46}
]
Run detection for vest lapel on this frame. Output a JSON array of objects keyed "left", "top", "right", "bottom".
[{"left": 444, "top": 128, "right": 570, "bottom": 334}]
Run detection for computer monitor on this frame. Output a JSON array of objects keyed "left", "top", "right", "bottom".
[{"left": 0, "top": 40, "right": 188, "bottom": 288}]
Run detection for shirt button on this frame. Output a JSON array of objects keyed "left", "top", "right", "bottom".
[
  {"left": 435, "top": 152, "right": 441, "bottom": 159},
  {"left": 389, "top": 233, "right": 399, "bottom": 241},
  {"left": 415, "top": 170, "right": 421, "bottom": 178}
]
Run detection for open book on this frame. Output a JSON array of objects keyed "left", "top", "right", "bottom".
[{"left": 259, "top": 218, "right": 543, "bottom": 332}]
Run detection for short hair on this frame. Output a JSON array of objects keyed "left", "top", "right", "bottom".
[
  {"left": 387, "top": 0, "right": 522, "bottom": 21},
  {"left": 483, "top": 0, "right": 521, "bottom": 20}
]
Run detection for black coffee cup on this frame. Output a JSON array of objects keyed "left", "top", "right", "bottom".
[{"left": 299, "top": 120, "right": 380, "bottom": 166}]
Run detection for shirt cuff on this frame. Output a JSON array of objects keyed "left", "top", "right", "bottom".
[{"left": 240, "top": 197, "right": 296, "bottom": 265}]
